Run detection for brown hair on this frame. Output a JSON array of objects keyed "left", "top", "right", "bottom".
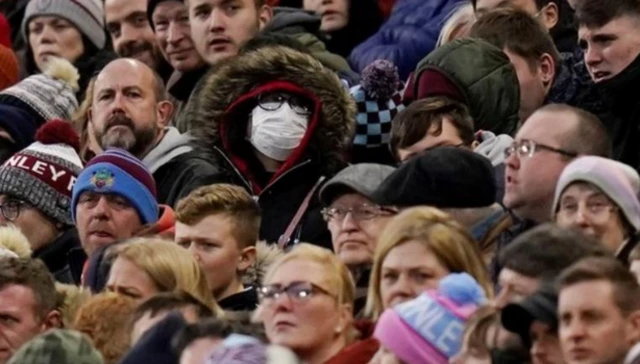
[
  {"left": 559, "top": 257, "right": 640, "bottom": 315},
  {"left": 390, "top": 96, "right": 475, "bottom": 160},
  {"left": 469, "top": 7, "right": 561, "bottom": 71},
  {"left": 365, "top": 207, "right": 493, "bottom": 319},
  {"left": 73, "top": 293, "right": 137, "bottom": 364},
  {"left": 575, "top": 0, "right": 640, "bottom": 28},
  {"left": 0, "top": 258, "right": 57, "bottom": 320},
  {"left": 461, "top": 306, "right": 500, "bottom": 355},
  {"left": 176, "top": 184, "right": 261, "bottom": 248}
]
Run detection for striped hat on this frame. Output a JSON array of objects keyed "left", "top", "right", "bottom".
[
  {"left": 72, "top": 149, "right": 158, "bottom": 225},
  {"left": 374, "top": 273, "right": 486, "bottom": 364},
  {"left": 22, "top": 0, "right": 106, "bottom": 50},
  {"left": 552, "top": 156, "right": 640, "bottom": 231},
  {"left": 0, "top": 120, "right": 83, "bottom": 226}
]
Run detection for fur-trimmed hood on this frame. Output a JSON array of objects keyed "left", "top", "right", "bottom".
[
  {"left": 243, "top": 241, "right": 284, "bottom": 287},
  {"left": 189, "top": 46, "right": 356, "bottom": 180}
]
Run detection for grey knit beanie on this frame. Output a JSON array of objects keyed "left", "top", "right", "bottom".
[
  {"left": 0, "top": 121, "right": 83, "bottom": 226},
  {"left": 22, "top": 0, "right": 106, "bottom": 50}
]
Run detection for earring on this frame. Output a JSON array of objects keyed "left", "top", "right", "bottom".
[{"left": 335, "top": 327, "right": 343, "bottom": 334}]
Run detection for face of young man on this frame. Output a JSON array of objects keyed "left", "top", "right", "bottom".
[
  {"left": 105, "top": 0, "right": 164, "bottom": 70},
  {"left": 0, "top": 285, "right": 52, "bottom": 364},
  {"left": 175, "top": 213, "right": 255, "bottom": 301},
  {"left": 559, "top": 280, "right": 640, "bottom": 364},
  {"left": 579, "top": 15, "right": 640, "bottom": 84},
  {"left": 503, "top": 49, "right": 555, "bottom": 123},
  {"left": 188, "top": 0, "right": 272, "bottom": 66}
]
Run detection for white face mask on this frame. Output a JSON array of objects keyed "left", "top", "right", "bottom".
[{"left": 247, "top": 103, "right": 310, "bottom": 162}]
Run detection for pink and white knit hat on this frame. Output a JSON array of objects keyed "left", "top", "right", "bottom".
[{"left": 374, "top": 273, "right": 486, "bottom": 364}]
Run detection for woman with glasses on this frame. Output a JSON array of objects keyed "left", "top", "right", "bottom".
[
  {"left": 552, "top": 156, "right": 640, "bottom": 264},
  {"left": 256, "top": 243, "right": 379, "bottom": 364},
  {"left": 364, "top": 207, "right": 493, "bottom": 320}
]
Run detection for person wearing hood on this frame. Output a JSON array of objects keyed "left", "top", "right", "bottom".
[
  {"left": 189, "top": 45, "right": 355, "bottom": 248},
  {"left": 21, "top": 0, "right": 116, "bottom": 100},
  {"left": 0, "top": 120, "right": 83, "bottom": 284},
  {"left": 553, "top": 156, "right": 640, "bottom": 265},
  {"left": 403, "top": 38, "right": 521, "bottom": 136},
  {"left": 469, "top": 7, "right": 612, "bottom": 127},
  {"left": 575, "top": 0, "right": 640, "bottom": 173},
  {"left": 87, "top": 58, "right": 217, "bottom": 207},
  {"left": 302, "top": 0, "right": 384, "bottom": 59},
  {"left": 390, "top": 96, "right": 512, "bottom": 203}
]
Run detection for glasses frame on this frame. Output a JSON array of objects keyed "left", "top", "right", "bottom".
[
  {"left": 321, "top": 204, "right": 398, "bottom": 222},
  {"left": 257, "top": 93, "right": 313, "bottom": 116},
  {"left": 504, "top": 139, "right": 578, "bottom": 159},
  {"left": 257, "top": 281, "right": 333, "bottom": 305},
  {"left": 0, "top": 200, "right": 28, "bottom": 222}
]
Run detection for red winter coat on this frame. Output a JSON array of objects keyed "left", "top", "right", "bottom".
[{"left": 325, "top": 321, "right": 379, "bottom": 364}]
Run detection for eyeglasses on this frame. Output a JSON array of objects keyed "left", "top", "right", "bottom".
[
  {"left": 556, "top": 199, "right": 618, "bottom": 224},
  {"left": 321, "top": 204, "right": 398, "bottom": 222},
  {"left": 257, "top": 281, "right": 332, "bottom": 305},
  {"left": 0, "top": 200, "right": 28, "bottom": 222},
  {"left": 257, "top": 92, "right": 312, "bottom": 116},
  {"left": 504, "top": 140, "right": 578, "bottom": 159}
]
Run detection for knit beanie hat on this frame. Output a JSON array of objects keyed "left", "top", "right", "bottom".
[
  {"left": 22, "top": 0, "right": 106, "bottom": 50},
  {"left": 0, "top": 45, "right": 19, "bottom": 91},
  {"left": 552, "top": 156, "right": 640, "bottom": 231},
  {"left": 349, "top": 60, "right": 405, "bottom": 148},
  {"left": 374, "top": 273, "right": 486, "bottom": 364},
  {"left": 7, "top": 329, "right": 104, "bottom": 364},
  {"left": 0, "top": 57, "right": 79, "bottom": 126},
  {"left": 206, "top": 334, "right": 301, "bottom": 364},
  {"left": 72, "top": 149, "right": 159, "bottom": 225},
  {"left": 0, "top": 120, "right": 83, "bottom": 226}
]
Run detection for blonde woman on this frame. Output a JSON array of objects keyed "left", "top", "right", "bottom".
[
  {"left": 257, "top": 243, "right": 378, "bottom": 364},
  {"left": 106, "top": 237, "right": 221, "bottom": 315},
  {"left": 365, "top": 207, "right": 492, "bottom": 319}
]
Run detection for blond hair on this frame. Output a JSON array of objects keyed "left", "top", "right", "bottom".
[
  {"left": 176, "top": 184, "right": 261, "bottom": 248},
  {"left": 365, "top": 207, "right": 493, "bottom": 319},
  {"left": 264, "top": 243, "right": 355, "bottom": 306},
  {"left": 114, "top": 238, "right": 222, "bottom": 315},
  {"left": 437, "top": 2, "right": 476, "bottom": 47}
]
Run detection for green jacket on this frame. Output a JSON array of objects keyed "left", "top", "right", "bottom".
[{"left": 413, "top": 38, "right": 521, "bottom": 136}]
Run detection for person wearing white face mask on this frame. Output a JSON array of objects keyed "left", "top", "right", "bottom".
[{"left": 188, "top": 45, "right": 356, "bottom": 249}]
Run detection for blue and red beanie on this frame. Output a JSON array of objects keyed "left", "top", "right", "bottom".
[{"left": 71, "top": 149, "right": 158, "bottom": 225}]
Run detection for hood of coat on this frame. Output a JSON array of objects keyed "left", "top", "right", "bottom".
[
  {"left": 414, "top": 38, "right": 521, "bottom": 136},
  {"left": 242, "top": 241, "right": 284, "bottom": 287},
  {"left": 142, "top": 127, "right": 193, "bottom": 173},
  {"left": 190, "top": 45, "right": 356, "bottom": 178},
  {"left": 264, "top": 7, "right": 322, "bottom": 35}
]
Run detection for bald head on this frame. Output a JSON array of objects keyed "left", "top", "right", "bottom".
[{"left": 95, "top": 58, "right": 167, "bottom": 103}]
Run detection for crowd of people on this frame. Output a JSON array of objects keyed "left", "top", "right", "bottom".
[{"left": 0, "top": 0, "right": 639, "bottom": 363}]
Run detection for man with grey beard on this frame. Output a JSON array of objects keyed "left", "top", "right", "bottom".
[{"left": 88, "top": 58, "right": 217, "bottom": 207}]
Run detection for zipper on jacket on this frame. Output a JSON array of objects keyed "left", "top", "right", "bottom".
[{"left": 213, "top": 146, "right": 253, "bottom": 192}]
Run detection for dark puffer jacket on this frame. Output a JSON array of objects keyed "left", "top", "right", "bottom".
[
  {"left": 189, "top": 46, "right": 356, "bottom": 248},
  {"left": 349, "top": 0, "right": 465, "bottom": 80},
  {"left": 408, "top": 38, "right": 520, "bottom": 136}
]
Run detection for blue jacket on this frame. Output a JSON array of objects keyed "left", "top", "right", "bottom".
[{"left": 349, "top": 0, "right": 465, "bottom": 80}]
